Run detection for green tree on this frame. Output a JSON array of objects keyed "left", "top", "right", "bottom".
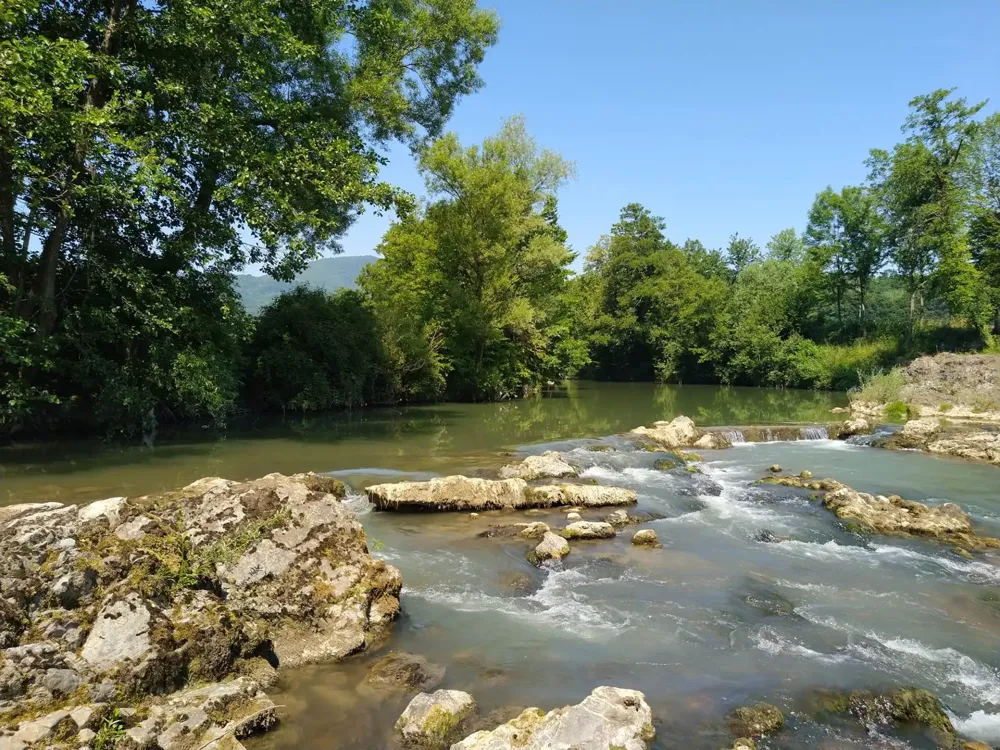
[
  {"left": 766, "top": 228, "right": 807, "bottom": 263},
  {"left": 965, "top": 112, "right": 1000, "bottom": 334},
  {"left": 725, "top": 232, "right": 762, "bottom": 276},
  {"left": 360, "top": 116, "right": 583, "bottom": 401}
]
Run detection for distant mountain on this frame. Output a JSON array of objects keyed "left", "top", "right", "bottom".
[{"left": 235, "top": 255, "right": 376, "bottom": 314}]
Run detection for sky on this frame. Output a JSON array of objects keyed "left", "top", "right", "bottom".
[{"left": 330, "top": 0, "right": 1000, "bottom": 269}]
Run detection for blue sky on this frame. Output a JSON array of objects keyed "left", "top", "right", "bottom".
[{"left": 335, "top": 0, "right": 999, "bottom": 269}]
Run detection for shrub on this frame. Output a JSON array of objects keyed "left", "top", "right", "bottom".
[
  {"left": 850, "top": 366, "right": 907, "bottom": 404},
  {"left": 884, "top": 401, "right": 916, "bottom": 423}
]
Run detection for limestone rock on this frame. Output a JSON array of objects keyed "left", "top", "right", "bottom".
[
  {"left": 566, "top": 512, "right": 582, "bottom": 521},
  {"left": 561, "top": 521, "right": 615, "bottom": 540},
  {"left": 694, "top": 432, "right": 732, "bottom": 449},
  {"left": 451, "top": 686, "right": 654, "bottom": 750},
  {"left": 81, "top": 593, "right": 156, "bottom": 671},
  {"left": 527, "top": 533, "right": 570, "bottom": 567},
  {"left": 631, "top": 416, "right": 699, "bottom": 449},
  {"left": 498, "top": 452, "right": 577, "bottom": 481},
  {"left": 518, "top": 522, "right": 550, "bottom": 540},
  {"left": 631, "top": 530, "right": 660, "bottom": 547},
  {"left": 887, "top": 418, "right": 1000, "bottom": 466},
  {"left": 768, "top": 464, "right": 782, "bottom": 473},
  {"left": 396, "top": 689, "right": 477, "bottom": 747},
  {"left": 367, "top": 477, "right": 636, "bottom": 512}
]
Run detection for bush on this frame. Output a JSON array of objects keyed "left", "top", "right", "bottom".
[
  {"left": 797, "top": 339, "right": 899, "bottom": 391},
  {"left": 849, "top": 366, "right": 907, "bottom": 404}
]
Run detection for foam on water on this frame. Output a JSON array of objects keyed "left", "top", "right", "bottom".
[
  {"left": 750, "top": 626, "right": 850, "bottom": 665},
  {"left": 951, "top": 711, "right": 1000, "bottom": 744}
]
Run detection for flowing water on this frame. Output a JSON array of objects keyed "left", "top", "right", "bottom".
[{"left": 3, "top": 382, "right": 1000, "bottom": 749}]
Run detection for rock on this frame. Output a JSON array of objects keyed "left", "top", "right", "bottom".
[
  {"left": 451, "top": 686, "right": 654, "bottom": 750},
  {"left": 964, "top": 743, "right": 993, "bottom": 750},
  {"left": 527, "top": 532, "right": 570, "bottom": 566},
  {"left": 518, "top": 522, "right": 550, "bottom": 540},
  {"left": 396, "top": 689, "right": 477, "bottom": 747},
  {"left": 813, "top": 687, "right": 956, "bottom": 741},
  {"left": 604, "top": 509, "right": 629, "bottom": 527},
  {"left": 694, "top": 432, "right": 731, "bottom": 449},
  {"left": 886, "top": 417, "right": 1000, "bottom": 466},
  {"left": 843, "top": 417, "right": 871, "bottom": 437},
  {"left": 730, "top": 741, "right": 757, "bottom": 750},
  {"left": 631, "top": 529, "right": 660, "bottom": 547},
  {"left": 496, "top": 571, "right": 535, "bottom": 595},
  {"left": 561, "top": 521, "right": 615, "bottom": 540},
  {"left": 631, "top": 416, "right": 701, "bottom": 449},
  {"left": 566, "top": 512, "right": 582, "bottom": 521},
  {"left": 367, "top": 477, "right": 636, "bottom": 512},
  {"left": 365, "top": 651, "right": 445, "bottom": 693},
  {"left": 8, "top": 709, "right": 75, "bottom": 747},
  {"left": 727, "top": 702, "right": 784, "bottom": 737},
  {"left": 470, "top": 513, "right": 480, "bottom": 519},
  {"left": 78, "top": 727, "right": 97, "bottom": 744},
  {"left": 768, "top": 464, "right": 782, "bottom": 473},
  {"left": 799, "top": 470, "right": 813, "bottom": 479},
  {"left": 0, "top": 472, "right": 396, "bottom": 746},
  {"left": 69, "top": 704, "right": 103, "bottom": 729},
  {"left": 830, "top": 407, "right": 849, "bottom": 414},
  {"left": 498, "top": 452, "right": 577, "bottom": 481}
]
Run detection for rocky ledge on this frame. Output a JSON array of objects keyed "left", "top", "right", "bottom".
[
  {"left": 761, "top": 475, "right": 1000, "bottom": 551},
  {"left": 0, "top": 472, "right": 400, "bottom": 750},
  {"left": 885, "top": 417, "right": 1000, "bottom": 466},
  {"left": 630, "top": 416, "right": 731, "bottom": 450},
  {"left": 497, "top": 452, "right": 577, "bottom": 481},
  {"left": 366, "top": 476, "right": 636, "bottom": 512}
]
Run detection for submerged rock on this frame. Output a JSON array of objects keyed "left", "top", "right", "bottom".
[
  {"left": 631, "top": 529, "right": 661, "bottom": 548},
  {"left": 561, "top": 521, "right": 616, "bottom": 540},
  {"left": 366, "top": 477, "right": 636, "bottom": 512},
  {"left": 451, "top": 685, "right": 655, "bottom": 750},
  {"left": 498, "top": 452, "right": 577, "bottom": 481},
  {"left": 527, "top": 532, "right": 570, "bottom": 566},
  {"left": 396, "top": 689, "right": 477, "bottom": 748},
  {"left": 364, "top": 651, "right": 446, "bottom": 693},
  {"left": 727, "top": 702, "right": 784, "bottom": 737},
  {"left": 0, "top": 472, "right": 397, "bottom": 748},
  {"left": 760, "top": 474, "right": 1000, "bottom": 550},
  {"left": 810, "top": 687, "right": 956, "bottom": 743}
]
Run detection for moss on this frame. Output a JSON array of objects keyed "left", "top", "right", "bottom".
[
  {"left": 653, "top": 458, "right": 679, "bottom": 471},
  {"left": 685, "top": 466, "right": 703, "bottom": 474},
  {"left": 884, "top": 401, "right": 918, "bottom": 423},
  {"left": 841, "top": 520, "right": 873, "bottom": 537},
  {"left": 676, "top": 451, "right": 702, "bottom": 462},
  {"left": 939, "top": 402, "right": 953, "bottom": 412},
  {"left": 813, "top": 687, "right": 955, "bottom": 740},
  {"left": 421, "top": 704, "right": 462, "bottom": 742},
  {"left": 727, "top": 702, "right": 784, "bottom": 737},
  {"left": 588, "top": 445, "right": 615, "bottom": 452}
]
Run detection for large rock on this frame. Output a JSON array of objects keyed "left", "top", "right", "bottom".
[
  {"left": 561, "top": 521, "right": 615, "bottom": 540},
  {"left": 367, "top": 477, "right": 636, "bottom": 512},
  {"left": 451, "top": 686, "right": 654, "bottom": 750},
  {"left": 527, "top": 532, "right": 570, "bottom": 567},
  {"left": 760, "top": 474, "right": 1000, "bottom": 550},
  {"left": 498, "top": 452, "right": 577, "bottom": 481},
  {"left": 727, "top": 702, "right": 784, "bottom": 737},
  {"left": 631, "top": 416, "right": 700, "bottom": 448},
  {"left": 0, "top": 472, "right": 397, "bottom": 747},
  {"left": 887, "top": 418, "right": 1000, "bottom": 466},
  {"left": 396, "top": 689, "right": 477, "bottom": 747}
]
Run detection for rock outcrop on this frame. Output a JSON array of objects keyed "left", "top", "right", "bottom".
[
  {"left": 450, "top": 686, "right": 655, "bottom": 750},
  {"left": 828, "top": 417, "right": 871, "bottom": 440},
  {"left": 760, "top": 475, "right": 1000, "bottom": 550},
  {"left": 367, "top": 477, "right": 636, "bottom": 512},
  {"left": 396, "top": 689, "right": 477, "bottom": 748},
  {"left": 498, "top": 452, "right": 577, "bottom": 481},
  {"left": 0, "top": 472, "right": 400, "bottom": 749},
  {"left": 886, "top": 417, "right": 1000, "bottom": 466},
  {"left": 631, "top": 416, "right": 730, "bottom": 449}
]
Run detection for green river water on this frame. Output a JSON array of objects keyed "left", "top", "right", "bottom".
[{"left": 3, "top": 382, "right": 1000, "bottom": 749}]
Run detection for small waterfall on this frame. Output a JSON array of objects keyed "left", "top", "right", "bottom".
[
  {"left": 800, "top": 427, "right": 829, "bottom": 441},
  {"left": 722, "top": 429, "right": 746, "bottom": 444}
]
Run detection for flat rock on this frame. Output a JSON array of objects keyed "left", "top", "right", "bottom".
[
  {"left": 364, "top": 651, "right": 446, "bottom": 693},
  {"left": 81, "top": 592, "right": 155, "bottom": 670},
  {"left": 396, "top": 689, "right": 477, "bottom": 747},
  {"left": 562, "top": 521, "right": 615, "bottom": 540},
  {"left": 498, "top": 452, "right": 577, "bottom": 481},
  {"left": 451, "top": 685, "right": 654, "bottom": 750}
]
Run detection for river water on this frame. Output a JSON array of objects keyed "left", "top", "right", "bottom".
[{"left": 3, "top": 382, "right": 999, "bottom": 749}]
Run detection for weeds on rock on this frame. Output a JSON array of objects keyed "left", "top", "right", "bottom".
[{"left": 94, "top": 709, "right": 125, "bottom": 750}]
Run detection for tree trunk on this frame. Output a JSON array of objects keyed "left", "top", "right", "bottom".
[
  {"left": 859, "top": 280, "right": 867, "bottom": 339},
  {"left": 33, "top": 202, "right": 71, "bottom": 339},
  {"left": 0, "top": 142, "right": 16, "bottom": 295},
  {"left": 906, "top": 287, "right": 916, "bottom": 350}
]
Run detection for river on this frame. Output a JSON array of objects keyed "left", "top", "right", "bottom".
[{"left": 3, "top": 382, "right": 999, "bottom": 749}]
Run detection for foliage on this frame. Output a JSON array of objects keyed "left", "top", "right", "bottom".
[
  {"left": 849, "top": 367, "right": 907, "bottom": 405},
  {"left": 359, "top": 116, "right": 585, "bottom": 401},
  {"left": 94, "top": 708, "right": 125, "bottom": 750},
  {"left": 247, "top": 287, "right": 381, "bottom": 411}
]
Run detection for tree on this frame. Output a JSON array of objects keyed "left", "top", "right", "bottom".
[
  {"left": 0, "top": 0, "right": 498, "bottom": 435},
  {"left": 766, "top": 228, "right": 806, "bottom": 263},
  {"left": 965, "top": 112, "right": 1000, "bottom": 333},
  {"left": 360, "top": 117, "right": 583, "bottom": 401},
  {"left": 805, "top": 186, "right": 885, "bottom": 336},
  {"left": 725, "top": 233, "right": 762, "bottom": 276}
]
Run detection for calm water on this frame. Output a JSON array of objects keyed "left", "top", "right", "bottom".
[
  {"left": 0, "top": 381, "right": 844, "bottom": 505},
  {"left": 5, "top": 383, "right": 1000, "bottom": 748}
]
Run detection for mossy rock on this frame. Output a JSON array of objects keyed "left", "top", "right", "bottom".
[
  {"left": 653, "top": 457, "right": 680, "bottom": 471},
  {"left": 727, "top": 702, "right": 784, "bottom": 737},
  {"left": 588, "top": 445, "right": 615, "bottom": 453},
  {"left": 676, "top": 451, "right": 703, "bottom": 463},
  {"left": 811, "top": 687, "right": 955, "bottom": 741}
]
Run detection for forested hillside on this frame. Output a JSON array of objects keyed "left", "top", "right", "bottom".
[{"left": 236, "top": 256, "right": 374, "bottom": 314}]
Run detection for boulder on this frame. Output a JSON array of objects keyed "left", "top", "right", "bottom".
[
  {"left": 811, "top": 687, "right": 956, "bottom": 743},
  {"left": 768, "top": 464, "right": 781, "bottom": 473},
  {"left": 0, "top": 472, "right": 394, "bottom": 746},
  {"left": 518, "top": 522, "right": 550, "bottom": 540},
  {"left": 727, "top": 702, "right": 784, "bottom": 737},
  {"left": 451, "top": 686, "right": 654, "bottom": 750},
  {"left": 498, "top": 452, "right": 577, "bottom": 481},
  {"left": 561, "top": 521, "right": 615, "bottom": 540},
  {"left": 367, "top": 477, "right": 636, "bottom": 512},
  {"left": 527, "top": 533, "right": 570, "bottom": 567},
  {"left": 631, "top": 530, "right": 661, "bottom": 548},
  {"left": 694, "top": 432, "right": 731, "bottom": 450},
  {"left": 886, "top": 418, "right": 1000, "bottom": 466},
  {"left": 759, "top": 475, "right": 1000, "bottom": 550},
  {"left": 631, "top": 416, "right": 700, "bottom": 449},
  {"left": 566, "top": 512, "right": 582, "bottom": 521},
  {"left": 396, "top": 689, "right": 477, "bottom": 748}
]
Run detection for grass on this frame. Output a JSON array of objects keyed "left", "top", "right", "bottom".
[
  {"left": 849, "top": 366, "right": 906, "bottom": 405},
  {"left": 884, "top": 401, "right": 916, "bottom": 423},
  {"left": 94, "top": 709, "right": 126, "bottom": 750}
]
